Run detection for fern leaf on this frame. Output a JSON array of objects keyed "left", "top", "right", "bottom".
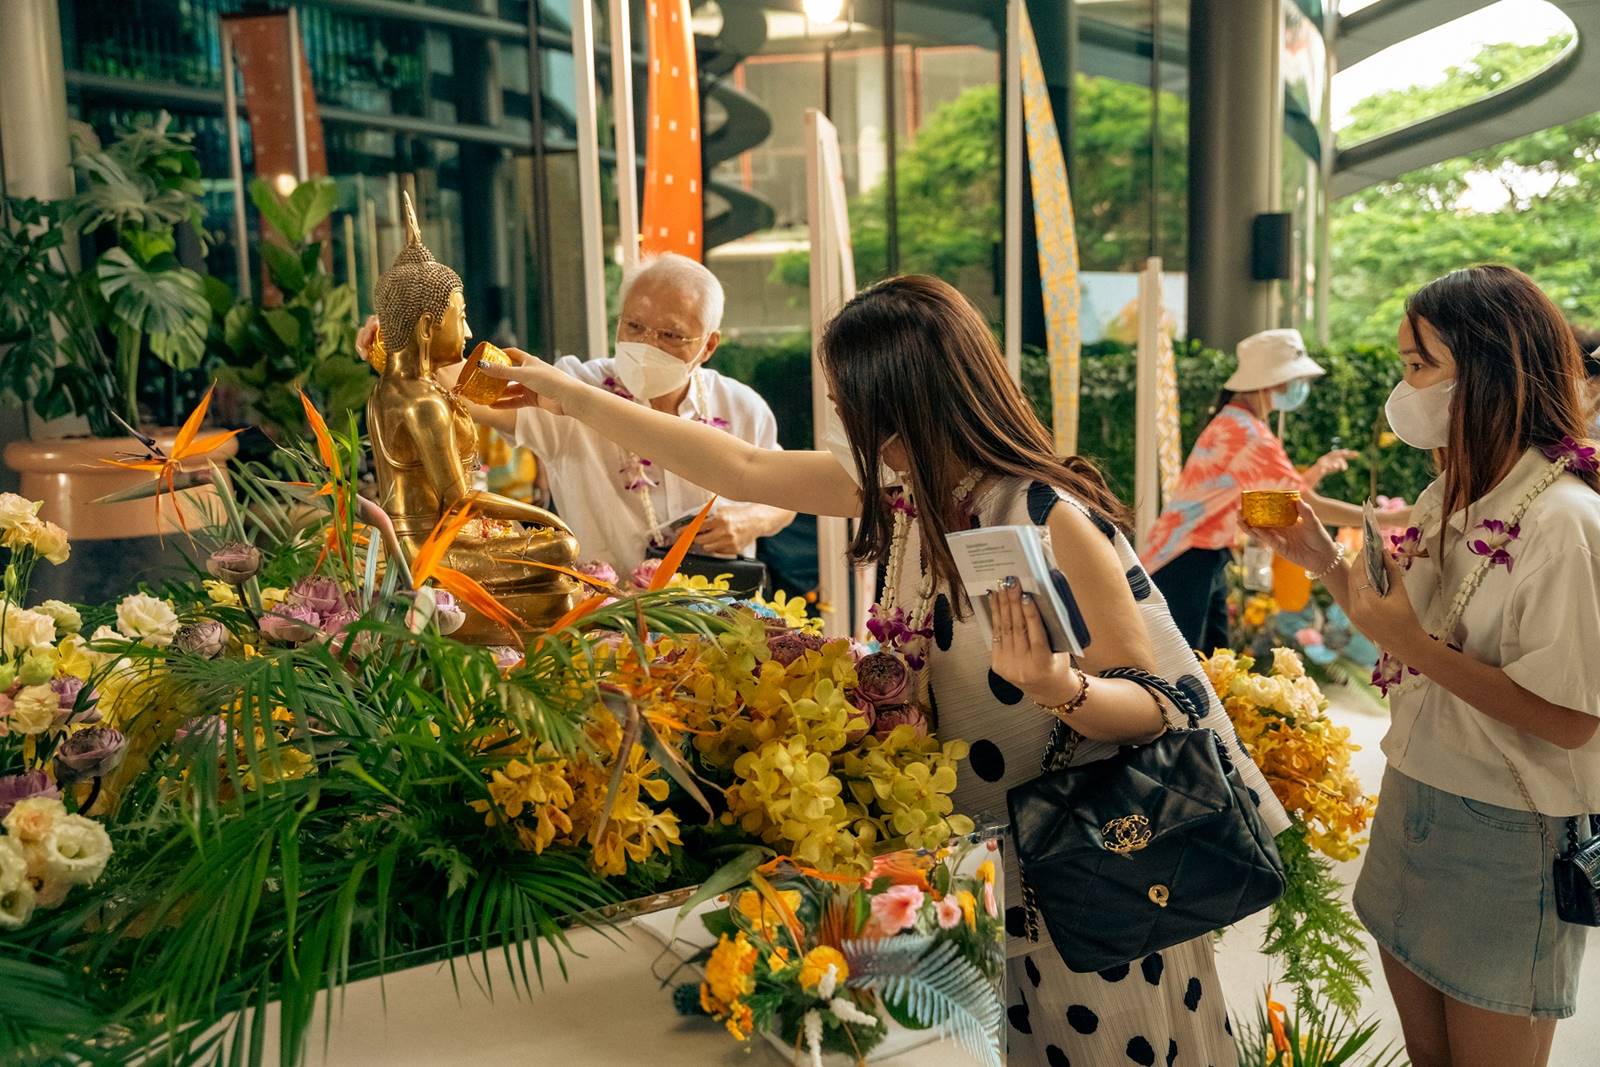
[{"left": 844, "top": 937, "right": 1003, "bottom": 1067}]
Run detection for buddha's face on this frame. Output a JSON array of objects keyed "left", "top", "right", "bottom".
[{"left": 423, "top": 289, "right": 471, "bottom": 366}]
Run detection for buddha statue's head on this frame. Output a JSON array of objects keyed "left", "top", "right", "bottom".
[{"left": 374, "top": 192, "right": 470, "bottom": 370}]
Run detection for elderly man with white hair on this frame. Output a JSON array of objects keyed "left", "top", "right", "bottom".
[{"left": 448, "top": 252, "right": 794, "bottom": 580}]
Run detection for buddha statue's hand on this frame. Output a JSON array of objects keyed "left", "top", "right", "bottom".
[{"left": 483, "top": 350, "right": 571, "bottom": 417}]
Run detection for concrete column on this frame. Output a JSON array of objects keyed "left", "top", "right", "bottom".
[
  {"left": 0, "top": 0, "right": 72, "bottom": 202},
  {"left": 1188, "top": 0, "right": 1279, "bottom": 351}
]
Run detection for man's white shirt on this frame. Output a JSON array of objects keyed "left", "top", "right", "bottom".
[{"left": 509, "top": 355, "right": 781, "bottom": 575}]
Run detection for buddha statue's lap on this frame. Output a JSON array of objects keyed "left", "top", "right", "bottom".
[{"left": 368, "top": 195, "right": 580, "bottom": 642}]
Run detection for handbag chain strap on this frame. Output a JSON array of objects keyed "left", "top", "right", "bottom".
[{"left": 1039, "top": 666, "right": 1201, "bottom": 772}]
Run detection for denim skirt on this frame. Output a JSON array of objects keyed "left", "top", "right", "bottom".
[{"left": 1353, "top": 767, "right": 1587, "bottom": 1018}]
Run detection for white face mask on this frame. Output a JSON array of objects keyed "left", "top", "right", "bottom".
[
  {"left": 615, "top": 340, "right": 699, "bottom": 400},
  {"left": 1385, "top": 378, "right": 1456, "bottom": 450},
  {"left": 821, "top": 403, "right": 899, "bottom": 488}
]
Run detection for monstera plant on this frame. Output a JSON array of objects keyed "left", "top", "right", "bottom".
[{"left": 0, "top": 112, "right": 211, "bottom": 437}]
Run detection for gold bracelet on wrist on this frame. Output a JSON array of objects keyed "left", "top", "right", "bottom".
[
  {"left": 1038, "top": 665, "right": 1090, "bottom": 719},
  {"left": 1305, "top": 543, "right": 1347, "bottom": 582}
]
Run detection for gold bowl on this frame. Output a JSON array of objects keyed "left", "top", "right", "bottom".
[
  {"left": 455, "top": 342, "right": 514, "bottom": 405},
  {"left": 1240, "top": 489, "right": 1302, "bottom": 528}
]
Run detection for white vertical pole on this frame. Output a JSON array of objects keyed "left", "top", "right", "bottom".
[
  {"left": 287, "top": 7, "right": 309, "bottom": 182},
  {"left": 807, "top": 109, "right": 851, "bottom": 640},
  {"left": 609, "top": 0, "right": 640, "bottom": 268},
  {"left": 221, "top": 25, "right": 252, "bottom": 301},
  {"left": 1003, "top": 0, "right": 1023, "bottom": 382},
  {"left": 1134, "top": 257, "right": 1163, "bottom": 554},
  {"left": 570, "top": 0, "right": 611, "bottom": 360}
]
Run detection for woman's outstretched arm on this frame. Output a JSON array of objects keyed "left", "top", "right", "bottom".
[{"left": 482, "top": 354, "right": 863, "bottom": 518}]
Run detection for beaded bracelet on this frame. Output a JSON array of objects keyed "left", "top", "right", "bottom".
[
  {"left": 1305, "top": 543, "right": 1347, "bottom": 582},
  {"left": 1037, "top": 664, "right": 1090, "bottom": 719}
]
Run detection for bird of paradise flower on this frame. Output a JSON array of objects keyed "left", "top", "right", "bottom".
[{"left": 99, "top": 384, "right": 243, "bottom": 539}]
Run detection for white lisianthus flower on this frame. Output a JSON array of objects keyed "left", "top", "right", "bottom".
[
  {"left": 7, "top": 685, "right": 59, "bottom": 736},
  {"left": 0, "top": 493, "right": 39, "bottom": 532},
  {"left": 1271, "top": 646, "right": 1306, "bottom": 680},
  {"left": 0, "top": 836, "right": 27, "bottom": 894},
  {"left": 3, "top": 607, "right": 57, "bottom": 654},
  {"left": 39, "top": 814, "right": 112, "bottom": 886},
  {"left": 35, "top": 600, "right": 82, "bottom": 636},
  {"left": 0, "top": 850, "right": 37, "bottom": 930},
  {"left": 30, "top": 520, "right": 70, "bottom": 565},
  {"left": 3, "top": 796, "right": 65, "bottom": 843},
  {"left": 116, "top": 593, "right": 180, "bottom": 647}
]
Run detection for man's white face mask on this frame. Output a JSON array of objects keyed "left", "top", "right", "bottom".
[{"left": 614, "top": 340, "right": 700, "bottom": 400}]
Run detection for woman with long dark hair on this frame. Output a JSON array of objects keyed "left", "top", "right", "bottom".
[
  {"left": 483, "top": 275, "right": 1286, "bottom": 1065},
  {"left": 1251, "top": 265, "right": 1600, "bottom": 1067}
]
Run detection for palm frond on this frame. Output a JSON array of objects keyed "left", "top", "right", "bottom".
[{"left": 844, "top": 936, "right": 1003, "bottom": 1067}]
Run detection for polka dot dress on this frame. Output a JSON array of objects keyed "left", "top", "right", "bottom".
[{"left": 895, "top": 477, "right": 1285, "bottom": 1066}]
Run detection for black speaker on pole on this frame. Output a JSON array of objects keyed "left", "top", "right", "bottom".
[{"left": 1251, "top": 212, "right": 1293, "bottom": 281}]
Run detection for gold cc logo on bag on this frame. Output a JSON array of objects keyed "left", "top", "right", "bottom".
[{"left": 1101, "top": 814, "right": 1152, "bottom": 854}]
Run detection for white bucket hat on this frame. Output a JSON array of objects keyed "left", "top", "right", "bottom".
[{"left": 1224, "top": 328, "right": 1325, "bottom": 392}]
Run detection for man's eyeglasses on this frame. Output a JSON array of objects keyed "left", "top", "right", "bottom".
[{"left": 618, "top": 317, "right": 706, "bottom": 350}]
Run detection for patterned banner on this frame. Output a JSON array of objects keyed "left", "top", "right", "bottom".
[
  {"left": 224, "top": 14, "right": 328, "bottom": 184},
  {"left": 1018, "top": 8, "right": 1082, "bottom": 453},
  {"left": 641, "top": 0, "right": 703, "bottom": 260},
  {"left": 1155, "top": 313, "right": 1183, "bottom": 500}
]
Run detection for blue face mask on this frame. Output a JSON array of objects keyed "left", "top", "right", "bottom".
[{"left": 1272, "top": 378, "right": 1311, "bottom": 413}]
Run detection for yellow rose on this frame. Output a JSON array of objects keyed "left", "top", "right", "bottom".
[
  {"left": 8, "top": 684, "right": 59, "bottom": 736},
  {"left": 3, "top": 796, "right": 65, "bottom": 843}
]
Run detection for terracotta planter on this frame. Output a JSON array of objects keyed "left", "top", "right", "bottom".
[{"left": 3, "top": 431, "right": 240, "bottom": 541}]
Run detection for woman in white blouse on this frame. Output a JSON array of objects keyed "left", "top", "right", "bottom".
[{"left": 1252, "top": 265, "right": 1600, "bottom": 1067}]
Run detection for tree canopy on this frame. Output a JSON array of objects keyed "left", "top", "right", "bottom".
[{"left": 1331, "top": 36, "right": 1600, "bottom": 345}]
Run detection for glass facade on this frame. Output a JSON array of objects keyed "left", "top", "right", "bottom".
[{"left": 52, "top": 0, "right": 1328, "bottom": 375}]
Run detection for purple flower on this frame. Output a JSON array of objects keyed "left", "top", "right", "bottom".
[
  {"left": 766, "top": 630, "right": 826, "bottom": 667},
  {"left": 50, "top": 676, "right": 99, "bottom": 725},
  {"left": 602, "top": 376, "right": 636, "bottom": 401},
  {"left": 1371, "top": 652, "right": 1419, "bottom": 697},
  {"left": 631, "top": 558, "right": 663, "bottom": 589},
  {"left": 489, "top": 646, "right": 524, "bottom": 671},
  {"left": 54, "top": 726, "right": 127, "bottom": 784},
  {"left": 289, "top": 576, "right": 344, "bottom": 618},
  {"left": 1468, "top": 519, "right": 1520, "bottom": 572},
  {"left": 693, "top": 413, "right": 732, "bottom": 431},
  {"left": 173, "top": 715, "right": 226, "bottom": 747},
  {"left": 872, "top": 704, "right": 929, "bottom": 740},
  {"left": 206, "top": 542, "right": 262, "bottom": 584},
  {"left": 173, "top": 619, "right": 229, "bottom": 659},
  {"left": 0, "top": 770, "right": 60, "bottom": 817},
  {"left": 855, "top": 652, "right": 911, "bottom": 707},
  {"left": 1389, "top": 527, "right": 1427, "bottom": 571},
  {"left": 260, "top": 603, "right": 322, "bottom": 645},
  {"left": 1542, "top": 436, "right": 1599, "bottom": 473},
  {"left": 886, "top": 489, "right": 917, "bottom": 518}
]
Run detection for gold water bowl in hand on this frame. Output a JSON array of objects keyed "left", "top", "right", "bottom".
[
  {"left": 455, "top": 342, "right": 514, "bottom": 405},
  {"left": 1240, "top": 489, "right": 1301, "bottom": 529}
]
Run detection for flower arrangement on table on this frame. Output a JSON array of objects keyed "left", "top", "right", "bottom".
[
  {"left": 1202, "top": 646, "right": 1381, "bottom": 1038},
  {"left": 0, "top": 391, "right": 978, "bottom": 1066},
  {"left": 669, "top": 839, "right": 1005, "bottom": 1067}
]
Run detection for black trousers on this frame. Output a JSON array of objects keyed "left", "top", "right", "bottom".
[{"left": 1151, "top": 547, "right": 1232, "bottom": 654}]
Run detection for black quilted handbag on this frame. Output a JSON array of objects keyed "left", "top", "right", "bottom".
[
  {"left": 1553, "top": 816, "right": 1600, "bottom": 926},
  {"left": 1006, "top": 666, "right": 1285, "bottom": 973}
]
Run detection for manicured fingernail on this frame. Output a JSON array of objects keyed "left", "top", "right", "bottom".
[{"left": 1003, "top": 575, "right": 1018, "bottom": 590}]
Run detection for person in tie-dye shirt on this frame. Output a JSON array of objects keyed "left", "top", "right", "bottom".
[{"left": 1144, "top": 329, "right": 1386, "bottom": 652}]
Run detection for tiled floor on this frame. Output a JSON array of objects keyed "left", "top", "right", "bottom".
[{"left": 1212, "top": 686, "right": 1598, "bottom": 1065}]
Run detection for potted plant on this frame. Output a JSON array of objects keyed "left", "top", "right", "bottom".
[
  {"left": 207, "top": 176, "right": 370, "bottom": 446},
  {"left": 0, "top": 113, "right": 237, "bottom": 593}
]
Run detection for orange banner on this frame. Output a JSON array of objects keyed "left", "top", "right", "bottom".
[
  {"left": 641, "top": 0, "right": 703, "bottom": 260},
  {"left": 224, "top": 13, "right": 327, "bottom": 186}
]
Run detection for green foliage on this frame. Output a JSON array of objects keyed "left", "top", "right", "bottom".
[
  {"left": 1261, "top": 827, "right": 1373, "bottom": 1019},
  {"left": 845, "top": 935, "right": 1003, "bottom": 1067},
  {"left": 0, "top": 112, "right": 212, "bottom": 433},
  {"left": 209, "top": 178, "right": 370, "bottom": 441},
  {"left": 1071, "top": 74, "right": 1189, "bottom": 272},
  {"left": 712, "top": 332, "right": 814, "bottom": 450},
  {"left": 1332, "top": 36, "right": 1600, "bottom": 345},
  {"left": 1234, "top": 996, "right": 1406, "bottom": 1067}
]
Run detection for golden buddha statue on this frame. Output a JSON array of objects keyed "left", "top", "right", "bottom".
[{"left": 368, "top": 194, "right": 579, "bottom": 642}]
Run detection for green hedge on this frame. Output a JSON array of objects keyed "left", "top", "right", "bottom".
[{"left": 713, "top": 334, "right": 1437, "bottom": 511}]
